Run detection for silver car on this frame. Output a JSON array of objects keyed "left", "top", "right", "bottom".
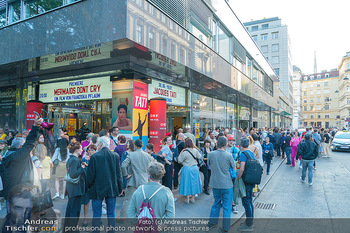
[{"left": 331, "top": 132, "right": 350, "bottom": 152}]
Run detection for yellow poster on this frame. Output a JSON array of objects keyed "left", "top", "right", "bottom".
[
  {"left": 67, "top": 118, "right": 77, "bottom": 136},
  {"left": 132, "top": 109, "right": 148, "bottom": 143}
]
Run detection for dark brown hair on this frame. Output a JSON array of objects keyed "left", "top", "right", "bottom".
[
  {"left": 162, "top": 136, "right": 171, "bottom": 145},
  {"left": 68, "top": 139, "right": 81, "bottom": 154},
  {"left": 184, "top": 138, "right": 194, "bottom": 149}
]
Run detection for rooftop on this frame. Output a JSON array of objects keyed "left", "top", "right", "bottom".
[
  {"left": 302, "top": 70, "right": 339, "bottom": 81},
  {"left": 243, "top": 17, "right": 280, "bottom": 26}
]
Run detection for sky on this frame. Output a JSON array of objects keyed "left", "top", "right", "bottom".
[{"left": 229, "top": 0, "right": 350, "bottom": 75}]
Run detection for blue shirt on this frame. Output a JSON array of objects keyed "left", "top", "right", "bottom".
[
  {"left": 160, "top": 146, "right": 173, "bottom": 161},
  {"left": 240, "top": 149, "right": 255, "bottom": 163}
]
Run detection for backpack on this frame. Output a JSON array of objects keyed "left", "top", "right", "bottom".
[
  {"left": 134, "top": 185, "right": 163, "bottom": 233},
  {"left": 242, "top": 151, "right": 263, "bottom": 185}
]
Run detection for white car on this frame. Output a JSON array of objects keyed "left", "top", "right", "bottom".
[{"left": 331, "top": 132, "right": 350, "bottom": 152}]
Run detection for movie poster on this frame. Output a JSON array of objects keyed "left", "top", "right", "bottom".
[
  {"left": 132, "top": 81, "right": 149, "bottom": 148},
  {"left": 112, "top": 81, "right": 134, "bottom": 140},
  {"left": 0, "top": 86, "right": 17, "bottom": 131}
]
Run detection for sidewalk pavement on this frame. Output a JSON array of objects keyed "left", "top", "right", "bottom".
[{"left": 0, "top": 155, "right": 285, "bottom": 224}]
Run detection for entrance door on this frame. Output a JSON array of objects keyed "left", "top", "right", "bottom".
[{"left": 166, "top": 105, "right": 187, "bottom": 135}]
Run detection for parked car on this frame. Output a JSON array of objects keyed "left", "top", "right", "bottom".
[{"left": 331, "top": 132, "right": 350, "bottom": 152}]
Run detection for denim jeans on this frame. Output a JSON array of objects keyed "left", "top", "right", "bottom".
[
  {"left": 275, "top": 144, "right": 281, "bottom": 157},
  {"left": 266, "top": 157, "right": 272, "bottom": 174},
  {"left": 209, "top": 188, "right": 233, "bottom": 232},
  {"left": 242, "top": 184, "right": 254, "bottom": 227},
  {"left": 92, "top": 197, "right": 116, "bottom": 233},
  {"left": 285, "top": 147, "right": 291, "bottom": 164},
  {"left": 301, "top": 159, "right": 314, "bottom": 184}
]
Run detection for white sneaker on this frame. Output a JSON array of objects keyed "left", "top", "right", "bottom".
[
  {"left": 300, "top": 177, "right": 305, "bottom": 183},
  {"left": 52, "top": 193, "right": 60, "bottom": 200},
  {"left": 309, "top": 182, "right": 313, "bottom": 186},
  {"left": 322, "top": 155, "right": 327, "bottom": 158},
  {"left": 195, "top": 194, "right": 198, "bottom": 197},
  {"left": 102, "top": 206, "right": 107, "bottom": 215},
  {"left": 299, "top": 165, "right": 302, "bottom": 169},
  {"left": 60, "top": 194, "right": 65, "bottom": 200}
]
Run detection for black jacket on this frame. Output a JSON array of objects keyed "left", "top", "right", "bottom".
[
  {"left": 86, "top": 147, "right": 123, "bottom": 199},
  {"left": 297, "top": 140, "right": 318, "bottom": 160},
  {"left": 66, "top": 155, "right": 86, "bottom": 198},
  {"left": 2, "top": 126, "right": 39, "bottom": 199}
]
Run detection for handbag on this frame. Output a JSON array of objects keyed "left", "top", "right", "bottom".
[
  {"left": 156, "top": 150, "right": 166, "bottom": 165},
  {"left": 64, "top": 172, "right": 80, "bottom": 184},
  {"left": 64, "top": 162, "right": 80, "bottom": 184}
]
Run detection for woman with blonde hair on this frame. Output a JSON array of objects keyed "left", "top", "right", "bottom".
[
  {"left": 248, "top": 136, "right": 259, "bottom": 158},
  {"left": 35, "top": 143, "right": 52, "bottom": 192}
]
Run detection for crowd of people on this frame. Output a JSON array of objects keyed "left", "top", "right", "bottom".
[{"left": 0, "top": 116, "right": 340, "bottom": 232}]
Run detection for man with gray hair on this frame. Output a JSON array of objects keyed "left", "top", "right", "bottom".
[
  {"left": 2, "top": 116, "right": 43, "bottom": 202},
  {"left": 184, "top": 127, "right": 196, "bottom": 145},
  {"left": 87, "top": 136, "right": 123, "bottom": 231},
  {"left": 237, "top": 137, "right": 256, "bottom": 231},
  {"left": 119, "top": 139, "right": 154, "bottom": 218},
  {"left": 208, "top": 136, "right": 235, "bottom": 233}
]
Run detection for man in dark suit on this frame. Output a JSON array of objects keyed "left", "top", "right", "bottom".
[{"left": 87, "top": 136, "right": 123, "bottom": 232}]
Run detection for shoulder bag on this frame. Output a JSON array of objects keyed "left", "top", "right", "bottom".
[
  {"left": 64, "top": 160, "right": 80, "bottom": 184},
  {"left": 185, "top": 149, "right": 205, "bottom": 167}
]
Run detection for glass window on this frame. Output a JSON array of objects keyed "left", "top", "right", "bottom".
[
  {"left": 324, "top": 82, "right": 328, "bottom": 86},
  {"left": 317, "top": 83, "right": 320, "bottom": 87},
  {"left": 162, "top": 36, "right": 167, "bottom": 55},
  {"left": 25, "top": 0, "right": 63, "bottom": 18},
  {"left": 252, "top": 35, "right": 257, "bottom": 42},
  {"left": 148, "top": 31, "right": 155, "bottom": 49},
  {"left": 261, "top": 34, "right": 268, "bottom": 41},
  {"left": 324, "top": 89, "right": 329, "bottom": 94},
  {"left": 317, "top": 90, "right": 320, "bottom": 94},
  {"left": 213, "top": 99, "right": 227, "bottom": 129},
  {"left": 252, "top": 25, "right": 258, "bottom": 31},
  {"left": 318, "top": 115, "right": 321, "bottom": 119},
  {"left": 317, "top": 98, "right": 320, "bottom": 102},
  {"left": 310, "top": 99, "right": 313, "bottom": 103},
  {"left": 317, "top": 105, "right": 321, "bottom": 110},
  {"left": 272, "top": 56, "right": 279, "bottom": 64},
  {"left": 304, "top": 114, "right": 307, "bottom": 119},
  {"left": 212, "top": 20, "right": 218, "bottom": 51},
  {"left": 192, "top": 93, "right": 213, "bottom": 136},
  {"left": 304, "top": 106, "right": 307, "bottom": 111},
  {"left": 325, "top": 97, "right": 330, "bottom": 102},
  {"left": 304, "top": 100, "right": 307, "bottom": 103},
  {"left": 9, "top": 1, "right": 21, "bottom": 23},
  {"left": 310, "top": 91, "right": 314, "bottom": 95},
  {"left": 0, "top": 9, "right": 6, "bottom": 27},
  {"left": 136, "top": 24, "right": 143, "bottom": 43},
  {"left": 304, "top": 91, "right": 307, "bottom": 96},
  {"left": 227, "top": 103, "right": 235, "bottom": 130},
  {"left": 262, "top": 24, "right": 268, "bottom": 29},
  {"left": 325, "top": 114, "right": 329, "bottom": 119},
  {"left": 324, "top": 105, "right": 329, "bottom": 110},
  {"left": 274, "top": 68, "right": 279, "bottom": 76},
  {"left": 218, "top": 26, "right": 230, "bottom": 61},
  {"left": 310, "top": 106, "right": 314, "bottom": 111},
  {"left": 261, "top": 45, "right": 268, "bottom": 53},
  {"left": 311, "top": 115, "right": 314, "bottom": 119},
  {"left": 347, "top": 98, "right": 350, "bottom": 105},
  {"left": 272, "top": 32, "right": 279, "bottom": 39},
  {"left": 272, "top": 44, "right": 279, "bottom": 52}
]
